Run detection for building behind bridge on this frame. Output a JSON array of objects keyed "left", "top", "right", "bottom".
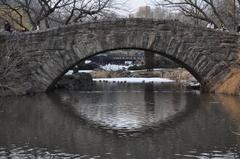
[{"left": 77, "top": 50, "right": 179, "bottom": 70}]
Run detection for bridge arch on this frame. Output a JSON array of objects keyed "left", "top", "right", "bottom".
[
  {"left": 1, "top": 19, "right": 240, "bottom": 95},
  {"left": 47, "top": 48, "right": 202, "bottom": 91}
]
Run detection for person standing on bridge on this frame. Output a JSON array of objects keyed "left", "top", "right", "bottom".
[
  {"left": 219, "top": 24, "right": 229, "bottom": 32},
  {"left": 237, "top": 24, "right": 240, "bottom": 33},
  {"left": 4, "top": 21, "right": 11, "bottom": 32},
  {"left": 36, "top": 21, "right": 40, "bottom": 31},
  {"left": 207, "top": 22, "right": 214, "bottom": 29}
]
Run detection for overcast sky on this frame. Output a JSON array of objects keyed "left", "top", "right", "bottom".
[{"left": 118, "top": 0, "right": 153, "bottom": 16}]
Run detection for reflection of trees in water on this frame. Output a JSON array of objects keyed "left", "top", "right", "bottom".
[
  {"left": 144, "top": 83, "right": 155, "bottom": 113},
  {"left": 217, "top": 95, "right": 240, "bottom": 122},
  {"left": 217, "top": 95, "right": 240, "bottom": 138},
  {"left": 144, "top": 83, "right": 156, "bottom": 124}
]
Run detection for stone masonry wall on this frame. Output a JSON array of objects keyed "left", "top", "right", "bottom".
[{"left": 0, "top": 18, "right": 239, "bottom": 95}]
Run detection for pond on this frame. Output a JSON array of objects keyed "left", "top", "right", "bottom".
[{"left": 0, "top": 83, "right": 239, "bottom": 159}]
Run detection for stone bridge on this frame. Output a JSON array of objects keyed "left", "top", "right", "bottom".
[{"left": 0, "top": 18, "right": 240, "bottom": 95}]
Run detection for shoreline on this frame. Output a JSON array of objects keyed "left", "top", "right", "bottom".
[
  {"left": 93, "top": 77, "right": 174, "bottom": 83},
  {"left": 80, "top": 68, "right": 197, "bottom": 82}
]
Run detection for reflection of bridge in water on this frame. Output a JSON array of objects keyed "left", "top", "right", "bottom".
[
  {"left": 0, "top": 87, "right": 239, "bottom": 158},
  {"left": 54, "top": 85, "right": 188, "bottom": 131},
  {"left": 1, "top": 18, "right": 240, "bottom": 95}
]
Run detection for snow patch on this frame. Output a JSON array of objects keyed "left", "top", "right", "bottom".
[
  {"left": 101, "top": 64, "right": 133, "bottom": 71},
  {"left": 66, "top": 70, "right": 93, "bottom": 75},
  {"left": 93, "top": 77, "right": 174, "bottom": 83}
]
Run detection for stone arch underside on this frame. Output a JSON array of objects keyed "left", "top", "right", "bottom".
[{"left": 1, "top": 19, "right": 240, "bottom": 95}]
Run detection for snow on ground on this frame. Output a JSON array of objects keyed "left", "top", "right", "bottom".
[
  {"left": 66, "top": 70, "right": 93, "bottom": 75},
  {"left": 129, "top": 68, "right": 164, "bottom": 73},
  {"left": 100, "top": 64, "right": 133, "bottom": 71},
  {"left": 66, "top": 68, "right": 170, "bottom": 75},
  {"left": 93, "top": 77, "right": 174, "bottom": 83},
  {"left": 65, "top": 64, "right": 134, "bottom": 75}
]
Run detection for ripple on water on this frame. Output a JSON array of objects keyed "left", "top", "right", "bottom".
[
  {"left": 59, "top": 89, "right": 189, "bottom": 134},
  {"left": 175, "top": 149, "right": 240, "bottom": 159},
  {"left": 0, "top": 83, "right": 239, "bottom": 159},
  {"left": 0, "top": 146, "right": 102, "bottom": 159}
]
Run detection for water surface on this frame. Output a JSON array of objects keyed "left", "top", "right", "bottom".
[{"left": 0, "top": 83, "right": 240, "bottom": 158}]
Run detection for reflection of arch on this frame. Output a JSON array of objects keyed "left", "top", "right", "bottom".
[
  {"left": 47, "top": 86, "right": 199, "bottom": 132},
  {"left": 3, "top": 19, "right": 240, "bottom": 95}
]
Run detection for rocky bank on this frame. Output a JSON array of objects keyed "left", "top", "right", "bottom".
[{"left": 55, "top": 73, "right": 93, "bottom": 90}]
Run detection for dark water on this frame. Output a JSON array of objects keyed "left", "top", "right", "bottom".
[{"left": 0, "top": 83, "right": 240, "bottom": 159}]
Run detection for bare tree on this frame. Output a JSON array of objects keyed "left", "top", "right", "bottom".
[
  {"left": 153, "top": 0, "right": 239, "bottom": 30},
  {"left": 0, "top": 0, "right": 115, "bottom": 30},
  {"left": 0, "top": 34, "right": 24, "bottom": 94},
  {"left": 61, "top": 0, "right": 113, "bottom": 24}
]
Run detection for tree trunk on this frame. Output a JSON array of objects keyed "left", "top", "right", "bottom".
[{"left": 144, "top": 51, "right": 154, "bottom": 71}]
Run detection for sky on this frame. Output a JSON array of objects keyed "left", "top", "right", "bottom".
[
  {"left": 125, "top": 0, "right": 149, "bottom": 10},
  {"left": 118, "top": 0, "right": 153, "bottom": 16}
]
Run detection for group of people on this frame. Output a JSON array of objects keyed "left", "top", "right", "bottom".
[
  {"left": 206, "top": 22, "right": 229, "bottom": 31},
  {"left": 3, "top": 21, "right": 40, "bottom": 32},
  {"left": 3, "top": 20, "right": 240, "bottom": 34},
  {"left": 206, "top": 22, "right": 240, "bottom": 33}
]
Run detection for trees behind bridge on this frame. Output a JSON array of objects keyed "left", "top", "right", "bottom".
[
  {"left": 153, "top": 0, "right": 240, "bottom": 31},
  {"left": 0, "top": 0, "right": 117, "bottom": 30}
]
